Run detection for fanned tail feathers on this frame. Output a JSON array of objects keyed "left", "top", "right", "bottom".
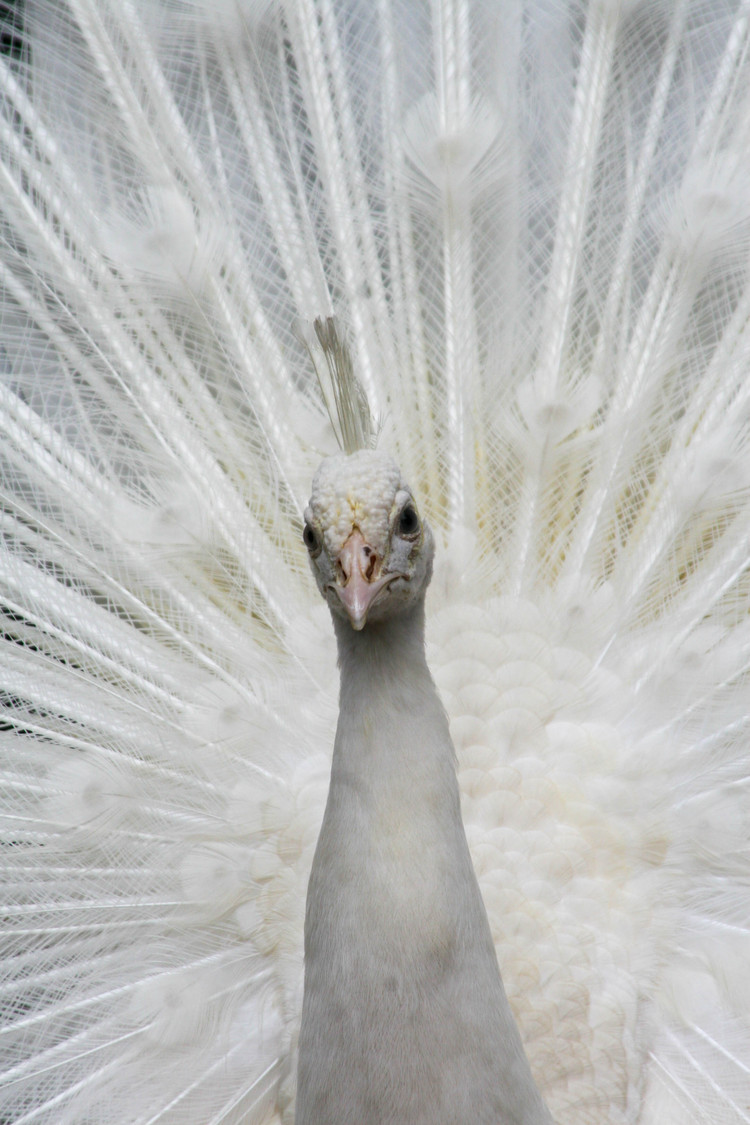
[{"left": 1, "top": 1, "right": 749, "bottom": 1122}]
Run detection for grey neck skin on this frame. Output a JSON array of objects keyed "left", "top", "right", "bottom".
[
  {"left": 332, "top": 602, "right": 440, "bottom": 743},
  {"left": 296, "top": 598, "right": 554, "bottom": 1125}
]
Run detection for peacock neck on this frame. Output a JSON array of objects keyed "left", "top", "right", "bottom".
[
  {"left": 331, "top": 599, "right": 450, "bottom": 766},
  {"left": 300, "top": 600, "right": 555, "bottom": 1125},
  {"left": 326, "top": 598, "right": 460, "bottom": 861},
  {"left": 332, "top": 599, "right": 429, "bottom": 675}
]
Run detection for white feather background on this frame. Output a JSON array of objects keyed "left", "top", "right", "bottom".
[{"left": 1, "top": 0, "right": 749, "bottom": 1122}]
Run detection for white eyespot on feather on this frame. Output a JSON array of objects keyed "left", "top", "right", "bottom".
[
  {"left": 112, "top": 479, "right": 214, "bottom": 548},
  {"left": 99, "top": 184, "right": 223, "bottom": 295},
  {"left": 44, "top": 756, "right": 135, "bottom": 832},
  {"left": 402, "top": 93, "right": 508, "bottom": 208},
  {"left": 516, "top": 376, "right": 602, "bottom": 446},
  {"left": 675, "top": 429, "right": 750, "bottom": 510},
  {"left": 664, "top": 150, "right": 750, "bottom": 264},
  {"left": 183, "top": 681, "right": 264, "bottom": 749},
  {"left": 179, "top": 842, "right": 255, "bottom": 920},
  {"left": 128, "top": 967, "right": 233, "bottom": 1047},
  {"left": 540, "top": 577, "right": 617, "bottom": 654}
]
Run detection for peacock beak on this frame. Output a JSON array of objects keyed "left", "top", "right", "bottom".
[{"left": 333, "top": 529, "right": 396, "bottom": 630}]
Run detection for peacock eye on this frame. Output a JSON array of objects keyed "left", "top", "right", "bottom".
[
  {"left": 397, "top": 504, "right": 420, "bottom": 539},
  {"left": 303, "top": 523, "right": 322, "bottom": 557}
]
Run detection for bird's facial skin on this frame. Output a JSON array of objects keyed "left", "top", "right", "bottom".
[{"left": 304, "top": 450, "right": 434, "bottom": 630}]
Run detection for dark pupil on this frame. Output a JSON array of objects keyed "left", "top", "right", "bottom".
[
  {"left": 399, "top": 506, "right": 418, "bottom": 535},
  {"left": 303, "top": 524, "right": 317, "bottom": 550}
]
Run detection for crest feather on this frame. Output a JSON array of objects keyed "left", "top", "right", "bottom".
[{"left": 306, "top": 317, "right": 375, "bottom": 454}]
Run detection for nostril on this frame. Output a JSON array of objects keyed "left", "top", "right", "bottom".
[
  {"left": 363, "top": 551, "right": 378, "bottom": 581},
  {"left": 336, "top": 534, "right": 379, "bottom": 586}
]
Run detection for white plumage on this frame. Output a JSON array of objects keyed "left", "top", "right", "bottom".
[{"left": 1, "top": 1, "right": 749, "bottom": 1123}]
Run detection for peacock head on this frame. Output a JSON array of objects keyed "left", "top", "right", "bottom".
[{"left": 303, "top": 449, "right": 434, "bottom": 630}]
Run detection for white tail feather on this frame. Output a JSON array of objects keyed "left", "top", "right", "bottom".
[{"left": 1, "top": 1, "right": 750, "bottom": 1122}]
